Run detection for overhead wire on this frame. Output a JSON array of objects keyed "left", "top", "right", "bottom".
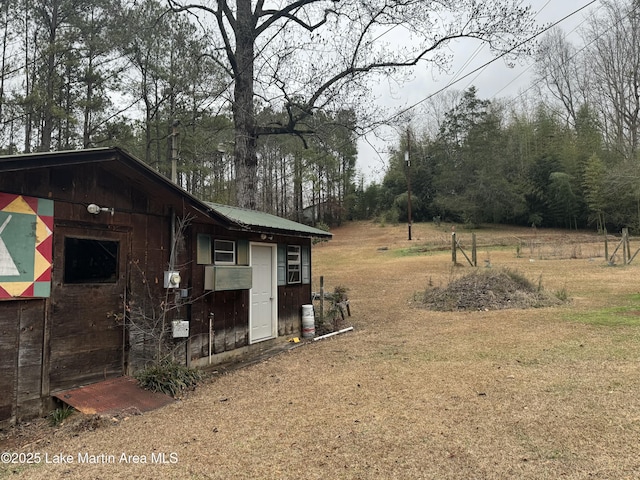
[
  {"left": 490, "top": 1, "right": 599, "bottom": 101},
  {"left": 386, "top": 0, "right": 600, "bottom": 123},
  {"left": 454, "top": 1, "right": 552, "bottom": 94},
  {"left": 353, "top": 0, "right": 601, "bottom": 180}
]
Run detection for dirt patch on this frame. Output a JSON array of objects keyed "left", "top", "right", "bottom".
[
  {"left": 0, "top": 413, "right": 121, "bottom": 452},
  {"left": 419, "top": 268, "right": 565, "bottom": 311}
]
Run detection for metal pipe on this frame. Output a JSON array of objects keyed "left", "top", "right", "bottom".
[
  {"left": 312, "top": 326, "right": 354, "bottom": 342},
  {"left": 208, "top": 314, "right": 213, "bottom": 364}
]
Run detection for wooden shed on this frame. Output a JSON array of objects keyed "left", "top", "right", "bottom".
[{"left": 0, "top": 147, "right": 331, "bottom": 426}]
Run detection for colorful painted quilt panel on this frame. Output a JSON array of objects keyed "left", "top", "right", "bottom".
[{"left": 0, "top": 193, "right": 53, "bottom": 298}]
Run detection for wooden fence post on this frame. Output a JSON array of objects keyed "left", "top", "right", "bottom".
[
  {"left": 625, "top": 228, "right": 631, "bottom": 264},
  {"left": 623, "top": 228, "right": 629, "bottom": 264},
  {"left": 604, "top": 228, "right": 608, "bottom": 263},
  {"left": 472, "top": 233, "right": 477, "bottom": 267},
  {"left": 451, "top": 232, "right": 457, "bottom": 264},
  {"left": 320, "top": 276, "right": 325, "bottom": 322}
]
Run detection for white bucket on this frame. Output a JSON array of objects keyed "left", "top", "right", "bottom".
[{"left": 301, "top": 304, "right": 315, "bottom": 338}]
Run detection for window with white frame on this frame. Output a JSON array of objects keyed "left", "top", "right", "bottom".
[
  {"left": 287, "top": 245, "right": 301, "bottom": 283},
  {"left": 214, "top": 239, "right": 236, "bottom": 265}
]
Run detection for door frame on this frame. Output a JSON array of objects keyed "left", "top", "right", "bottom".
[{"left": 248, "top": 242, "right": 278, "bottom": 344}]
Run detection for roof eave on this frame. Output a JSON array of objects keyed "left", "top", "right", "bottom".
[{"left": 224, "top": 224, "right": 333, "bottom": 239}]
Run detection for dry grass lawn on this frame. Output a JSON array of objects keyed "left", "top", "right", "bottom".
[{"left": 2, "top": 221, "right": 640, "bottom": 479}]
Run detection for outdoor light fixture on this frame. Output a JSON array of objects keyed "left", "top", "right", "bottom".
[{"left": 87, "top": 203, "right": 114, "bottom": 215}]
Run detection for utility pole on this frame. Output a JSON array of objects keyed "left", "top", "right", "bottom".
[{"left": 405, "top": 128, "right": 413, "bottom": 241}]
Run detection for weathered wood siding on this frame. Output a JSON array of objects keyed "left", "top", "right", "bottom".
[
  {"left": 187, "top": 233, "right": 312, "bottom": 362},
  {"left": 0, "top": 159, "right": 189, "bottom": 424},
  {"left": 278, "top": 283, "right": 311, "bottom": 336},
  {"left": 0, "top": 151, "right": 318, "bottom": 424},
  {"left": 48, "top": 224, "right": 130, "bottom": 392},
  {"left": 0, "top": 300, "right": 46, "bottom": 425},
  {"left": 278, "top": 237, "right": 313, "bottom": 336}
]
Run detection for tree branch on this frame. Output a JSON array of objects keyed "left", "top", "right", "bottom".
[{"left": 255, "top": 0, "right": 335, "bottom": 36}]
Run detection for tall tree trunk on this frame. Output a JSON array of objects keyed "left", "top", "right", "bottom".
[
  {"left": 23, "top": 3, "right": 32, "bottom": 153},
  {"left": 233, "top": 0, "right": 257, "bottom": 209},
  {"left": 40, "top": 0, "right": 59, "bottom": 152},
  {"left": 83, "top": 34, "right": 97, "bottom": 148},
  {"left": 294, "top": 154, "right": 302, "bottom": 222},
  {"left": 0, "top": 0, "right": 9, "bottom": 124}
]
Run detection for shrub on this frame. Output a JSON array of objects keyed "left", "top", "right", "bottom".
[
  {"left": 376, "top": 207, "right": 400, "bottom": 226},
  {"left": 49, "top": 405, "right": 74, "bottom": 426},
  {"left": 135, "top": 360, "right": 203, "bottom": 398},
  {"left": 316, "top": 285, "right": 350, "bottom": 335},
  {"left": 312, "top": 222, "right": 331, "bottom": 245}
]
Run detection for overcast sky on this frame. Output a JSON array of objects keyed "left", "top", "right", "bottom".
[{"left": 357, "top": 0, "right": 600, "bottom": 184}]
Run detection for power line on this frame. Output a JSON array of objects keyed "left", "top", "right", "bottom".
[
  {"left": 389, "top": 0, "right": 600, "bottom": 122},
  {"left": 490, "top": 1, "right": 600, "bottom": 100},
  {"left": 355, "top": 1, "right": 601, "bottom": 181}
]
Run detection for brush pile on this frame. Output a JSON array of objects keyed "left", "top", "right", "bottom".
[{"left": 419, "top": 268, "right": 565, "bottom": 311}]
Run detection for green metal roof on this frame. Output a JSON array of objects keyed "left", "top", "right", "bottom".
[{"left": 206, "top": 202, "right": 332, "bottom": 238}]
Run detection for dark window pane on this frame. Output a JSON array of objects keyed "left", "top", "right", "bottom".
[{"left": 64, "top": 237, "right": 118, "bottom": 284}]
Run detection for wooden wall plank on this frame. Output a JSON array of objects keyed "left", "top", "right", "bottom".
[
  {"left": 17, "top": 301, "right": 45, "bottom": 407},
  {"left": 235, "top": 290, "right": 249, "bottom": 347},
  {"left": 49, "top": 348, "right": 123, "bottom": 391},
  {"left": 0, "top": 302, "right": 19, "bottom": 424}
]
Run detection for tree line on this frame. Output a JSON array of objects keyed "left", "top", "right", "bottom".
[
  {"left": 359, "top": 0, "right": 640, "bottom": 233},
  {"left": 4, "top": 0, "right": 638, "bottom": 231},
  {"left": 0, "top": 0, "right": 541, "bottom": 225},
  {"left": 0, "top": 0, "right": 359, "bottom": 223}
]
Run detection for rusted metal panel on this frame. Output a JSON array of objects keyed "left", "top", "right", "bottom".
[{"left": 53, "top": 376, "right": 174, "bottom": 415}]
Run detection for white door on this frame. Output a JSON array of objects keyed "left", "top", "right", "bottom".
[{"left": 250, "top": 244, "right": 276, "bottom": 343}]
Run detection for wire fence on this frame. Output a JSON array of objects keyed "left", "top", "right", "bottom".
[{"left": 441, "top": 230, "right": 623, "bottom": 263}]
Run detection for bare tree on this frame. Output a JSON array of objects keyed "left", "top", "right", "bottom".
[
  {"left": 584, "top": 0, "right": 640, "bottom": 159},
  {"left": 167, "top": 0, "right": 540, "bottom": 209},
  {"left": 534, "top": 27, "right": 588, "bottom": 127},
  {"left": 420, "top": 90, "right": 463, "bottom": 139}
]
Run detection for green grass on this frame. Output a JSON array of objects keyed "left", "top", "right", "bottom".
[
  {"left": 48, "top": 405, "right": 75, "bottom": 426},
  {"left": 565, "top": 294, "right": 640, "bottom": 326},
  {"left": 393, "top": 246, "right": 442, "bottom": 257},
  {"left": 395, "top": 242, "right": 523, "bottom": 258}
]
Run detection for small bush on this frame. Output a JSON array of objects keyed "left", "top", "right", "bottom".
[
  {"left": 316, "top": 285, "right": 350, "bottom": 335},
  {"left": 49, "top": 405, "right": 74, "bottom": 426},
  {"left": 135, "top": 360, "right": 203, "bottom": 398},
  {"left": 555, "top": 287, "right": 569, "bottom": 301},
  {"left": 376, "top": 208, "right": 399, "bottom": 226},
  {"left": 312, "top": 222, "right": 331, "bottom": 245}
]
